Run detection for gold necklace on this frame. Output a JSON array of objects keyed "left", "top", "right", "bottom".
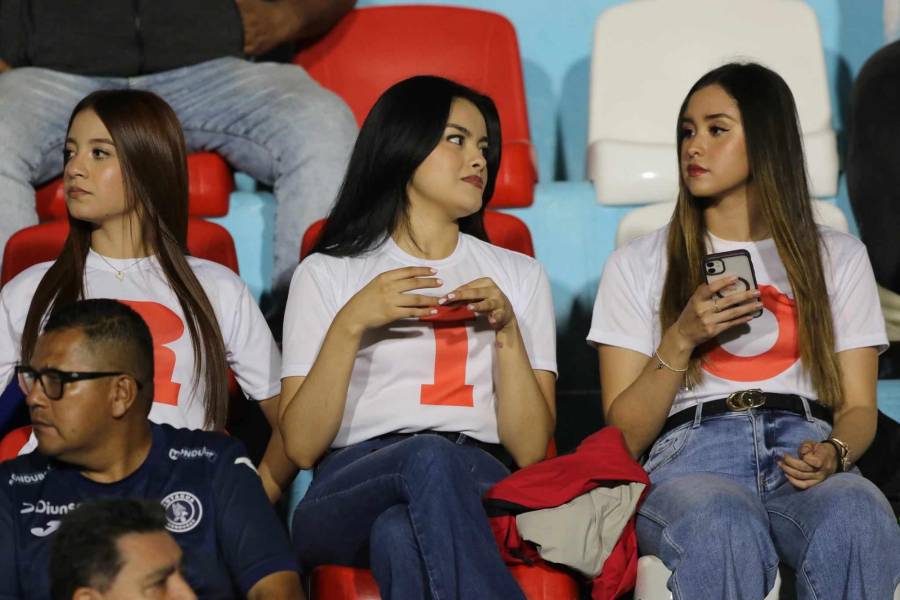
[{"left": 95, "top": 253, "right": 149, "bottom": 281}]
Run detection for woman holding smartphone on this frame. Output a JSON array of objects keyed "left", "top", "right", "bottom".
[
  {"left": 589, "top": 62, "right": 900, "bottom": 599},
  {"left": 279, "top": 76, "right": 556, "bottom": 599}
]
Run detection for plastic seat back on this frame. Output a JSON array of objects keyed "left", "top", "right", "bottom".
[
  {"left": 294, "top": 5, "right": 535, "bottom": 208},
  {"left": 587, "top": 0, "right": 836, "bottom": 205},
  {"left": 300, "top": 211, "right": 535, "bottom": 261},
  {"left": 615, "top": 200, "right": 849, "bottom": 249},
  {"left": 1, "top": 219, "right": 239, "bottom": 286},
  {"left": 0, "top": 425, "right": 32, "bottom": 462},
  {"left": 35, "top": 152, "right": 233, "bottom": 221}
]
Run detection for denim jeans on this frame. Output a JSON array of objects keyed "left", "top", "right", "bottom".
[
  {"left": 291, "top": 434, "right": 526, "bottom": 600},
  {"left": 637, "top": 399, "right": 900, "bottom": 600},
  {"left": 0, "top": 58, "right": 356, "bottom": 285}
]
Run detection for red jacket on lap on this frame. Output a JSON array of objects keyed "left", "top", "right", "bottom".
[{"left": 484, "top": 427, "right": 650, "bottom": 599}]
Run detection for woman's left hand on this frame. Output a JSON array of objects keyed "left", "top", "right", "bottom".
[
  {"left": 778, "top": 440, "right": 839, "bottom": 489},
  {"left": 440, "top": 278, "right": 515, "bottom": 331}
]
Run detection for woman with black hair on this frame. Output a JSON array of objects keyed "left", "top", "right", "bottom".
[
  {"left": 590, "top": 62, "right": 900, "bottom": 599},
  {"left": 0, "top": 90, "right": 295, "bottom": 502},
  {"left": 280, "top": 76, "right": 557, "bottom": 599}
]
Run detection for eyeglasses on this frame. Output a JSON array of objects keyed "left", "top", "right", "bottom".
[{"left": 15, "top": 365, "right": 142, "bottom": 401}]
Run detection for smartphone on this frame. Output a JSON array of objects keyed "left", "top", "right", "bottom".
[
  {"left": 418, "top": 302, "right": 476, "bottom": 323},
  {"left": 702, "top": 249, "right": 763, "bottom": 318}
]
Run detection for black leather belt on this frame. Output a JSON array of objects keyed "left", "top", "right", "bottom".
[{"left": 659, "top": 390, "right": 832, "bottom": 438}]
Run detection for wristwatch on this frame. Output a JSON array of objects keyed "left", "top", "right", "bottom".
[{"left": 822, "top": 436, "right": 850, "bottom": 473}]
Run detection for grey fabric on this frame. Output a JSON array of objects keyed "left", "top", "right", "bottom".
[
  {"left": 515, "top": 482, "right": 645, "bottom": 578},
  {"left": 879, "top": 285, "right": 900, "bottom": 341}
]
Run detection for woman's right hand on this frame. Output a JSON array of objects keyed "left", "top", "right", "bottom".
[
  {"left": 672, "top": 276, "right": 763, "bottom": 349},
  {"left": 336, "top": 266, "right": 442, "bottom": 335}
]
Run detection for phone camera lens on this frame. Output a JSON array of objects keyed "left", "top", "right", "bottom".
[
  {"left": 706, "top": 268, "right": 715, "bottom": 274},
  {"left": 705, "top": 262, "right": 714, "bottom": 267}
]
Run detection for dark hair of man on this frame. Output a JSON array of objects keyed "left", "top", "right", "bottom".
[
  {"left": 660, "top": 62, "right": 841, "bottom": 407},
  {"left": 311, "top": 75, "right": 503, "bottom": 258},
  {"left": 20, "top": 89, "right": 230, "bottom": 429},
  {"left": 49, "top": 498, "right": 168, "bottom": 600},
  {"left": 44, "top": 299, "right": 155, "bottom": 409}
]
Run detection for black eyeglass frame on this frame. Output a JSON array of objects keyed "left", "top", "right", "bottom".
[{"left": 15, "top": 365, "right": 143, "bottom": 400}]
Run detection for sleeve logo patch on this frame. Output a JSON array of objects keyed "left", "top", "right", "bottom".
[
  {"left": 168, "top": 447, "right": 217, "bottom": 461},
  {"left": 161, "top": 491, "right": 203, "bottom": 534}
]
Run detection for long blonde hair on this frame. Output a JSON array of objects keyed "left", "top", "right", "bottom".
[{"left": 659, "top": 63, "right": 842, "bottom": 409}]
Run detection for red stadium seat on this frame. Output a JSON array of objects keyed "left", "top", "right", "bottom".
[
  {"left": 309, "top": 563, "right": 579, "bottom": 600},
  {"left": 35, "top": 152, "right": 233, "bottom": 221},
  {"left": 294, "top": 6, "right": 536, "bottom": 208},
  {"left": 1, "top": 219, "right": 239, "bottom": 286},
  {"left": 0, "top": 425, "right": 31, "bottom": 462},
  {"left": 300, "top": 211, "right": 535, "bottom": 261}
]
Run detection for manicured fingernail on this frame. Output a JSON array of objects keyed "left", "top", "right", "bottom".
[
  {"left": 467, "top": 304, "right": 475, "bottom": 310},
  {"left": 447, "top": 293, "right": 455, "bottom": 300},
  {"left": 430, "top": 268, "right": 437, "bottom": 274},
  {"left": 438, "top": 298, "right": 447, "bottom": 305},
  {"left": 436, "top": 279, "right": 443, "bottom": 285},
  {"left": 430, "top": 309, "right": 438, "bottom": 315},
  {"left": 488, "top": 316, "right": 496, "bottom": 323},
  {"left": 753, "top": 290, "right": 761, "bottom": 296}
]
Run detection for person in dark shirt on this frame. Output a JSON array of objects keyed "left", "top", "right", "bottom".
[
  {"left": 49, "top": 498, "right": 196, "bottom": 600},
  {"left": 0, "top": 299, "right": 303, "bottom": 600},
  {"left": 0, "top": 0, "right": 357, "bottom": 290}
]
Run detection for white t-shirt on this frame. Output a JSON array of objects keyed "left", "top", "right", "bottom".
[
  {"left": 587, "top": 226, "right": 887, "bottom": 415},
  {"left": 282, "top": 234, "right": 557, "bottom": 447},
  {"left": 0, "top": 250, "right": 281, "bottom": 430}
]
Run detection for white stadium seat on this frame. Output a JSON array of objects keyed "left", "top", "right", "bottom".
[{"left": 587, "top": 0, "right": 838, "bottom": 206}]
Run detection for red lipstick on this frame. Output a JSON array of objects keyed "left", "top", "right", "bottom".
[
  {"left": 687, "top": 165, "right": 708, "bottom": 177},
  {"left": 462, "top": 175, "right": 484, "bottom": 189}
]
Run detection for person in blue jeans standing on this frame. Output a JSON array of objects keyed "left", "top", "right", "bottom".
[
  {"left": 588, "top": 62, "right": 900, "bottom": 599},
  {"left": 0, "top": 0, "right": 357, "bottom": 289},
  {"left": 279, "top": 76, "right": 558, "bottom": 599}
]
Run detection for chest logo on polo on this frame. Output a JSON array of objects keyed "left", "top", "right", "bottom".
[
  {"left": 161, "top": 491, "right": 203, "bottom": 533},
  {"left": 703, "top": 284, "right": 799, "bottom": 381},
  {"left": 20, "top": 500, "right": 76, "bottom": 516},
  {"left": 30, "top": 520, "right": 61, "bottom": 537}
]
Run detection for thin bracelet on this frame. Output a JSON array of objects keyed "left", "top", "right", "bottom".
[{"left": 654, "top": 350, "right": 688, "bottom": 373}]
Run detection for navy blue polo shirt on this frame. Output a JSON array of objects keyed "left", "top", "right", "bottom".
[{"left": 0, "top": 424, "right": 297, "bottom": 599}]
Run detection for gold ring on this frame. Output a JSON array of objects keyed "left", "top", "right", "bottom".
[{"left": 713, "top": 298, "right": 720, "bottom": 313}]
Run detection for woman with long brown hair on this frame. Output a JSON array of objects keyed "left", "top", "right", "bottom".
[
  {"left": 589, "top": 63, "right": 900, "bottom": 598},
  {"left": 0, "top": 90, "right": 294, "bottom": 501}
]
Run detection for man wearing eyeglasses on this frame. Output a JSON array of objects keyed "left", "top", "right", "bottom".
[{"left": 0, "top": 299, "right": 303, "bottom": 600}]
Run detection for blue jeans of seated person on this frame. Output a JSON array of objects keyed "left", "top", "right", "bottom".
[
  {"left": 292, "top": 434, "right": 526, "bottom": 600},
  {"left": 637, "top": 399, "right": 900, "bottom": 600},
  {"left": 0, "top": 58, "right": 356, "bottom": 286}
]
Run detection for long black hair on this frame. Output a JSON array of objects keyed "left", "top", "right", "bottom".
[{"left": 312, "top": 75, "right": 502, "bottom": 257}]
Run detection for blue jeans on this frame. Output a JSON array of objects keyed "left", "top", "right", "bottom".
[
  {"left": 637, "top": 400, "right": 900, "bottom": 600},
  {"left": 292, "top": 434, "right": 526, "bottom": 600},
  {"left": 0, "top": 58, "right": 356, "bottom": 285}
]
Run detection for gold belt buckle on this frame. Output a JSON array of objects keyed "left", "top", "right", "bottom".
[{"left": 725, "top": 389, "right": 765, "bottom": 411}]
